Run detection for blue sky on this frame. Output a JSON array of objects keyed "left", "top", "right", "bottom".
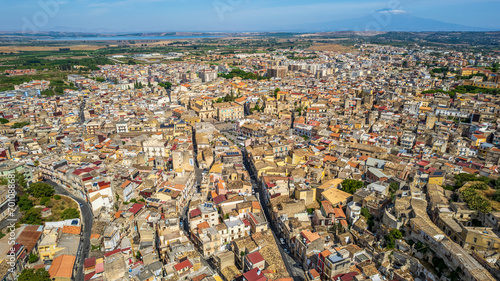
[{"left": 1, "top": 0, "right": 499, "bottom": 32}]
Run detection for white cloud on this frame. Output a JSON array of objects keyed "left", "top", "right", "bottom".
[{"left": 376, "top": 9, "right": 407, "bottom": 14}]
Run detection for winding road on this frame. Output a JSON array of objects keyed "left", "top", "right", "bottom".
[{"left": 44, "top": 179, "right": 93, "bottom": 281}]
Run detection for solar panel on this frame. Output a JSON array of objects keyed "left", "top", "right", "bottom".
[{"left": 433, "top": 171, "right": 444, "bottom": 176}]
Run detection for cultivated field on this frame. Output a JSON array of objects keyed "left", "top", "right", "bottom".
[{"left": 0, "top": 45, "right": 104, "bottom": 53}]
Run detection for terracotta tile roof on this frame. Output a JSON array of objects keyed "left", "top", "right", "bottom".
[
  {"left": 16, "top": 225, "right": 43, "bottom": 253},
  {"left": 301, "top": 230, "right": 320, "bottom": 243},
  {"left": 84, "top": 257, "right": 96, "bottom": 268},
  {"left": 320, "top": 249, "right": 331, "bottom": 258},
  {"left": 48, "top": 255, "right": 76, "bottom": 279},
  {"left": 120, "top": 180, "right": 131, "bottom": 188},
  {"left": 174, "top": 259, "right": 193, "bottom": 271},
  {"left": 247, "top": 251, "right": 265, "bottom": 264},
  {"left": 62, "top": 225, "right": 81, "bottom": 235}
]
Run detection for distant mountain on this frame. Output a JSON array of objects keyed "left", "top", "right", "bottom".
[{"left": 296, "top": 9, "right": 491, "bottom": 32}]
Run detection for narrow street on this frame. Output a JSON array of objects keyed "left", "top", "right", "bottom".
[
  {"left": 43, "top": 179, "right": 93, "bottom": 281},
  {"left": 241, "top": 148, "right": 305, "bottom": 281}
]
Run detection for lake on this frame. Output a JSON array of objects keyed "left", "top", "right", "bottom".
[{"left": 40, "top": 35, "right": 222, "bottom": 41}]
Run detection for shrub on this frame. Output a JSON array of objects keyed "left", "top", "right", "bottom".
[
  {"left": 18, "top": 194, "right": 33, "bottom": 211},
  {"left": 29, "top": 253, "right": 39, "bottom": 263},
  {"left": 461, "top": 186, "right": 491, "bottom": 213},
  {"left": 40, "top": 197, "right": 51, "bottom": 206},
  {"left": 60, "top": 208, "right": 80, "bottom": 220},
  {"left": 27, "top": 182, "right": 54, "bottom": 198},
  {"left": 54, "top": 195, "right": 61, "bottom": 200}
]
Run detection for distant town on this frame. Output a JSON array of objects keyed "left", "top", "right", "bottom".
[{"left": 1, "top": 36, "right": 500, "bottom": 281}]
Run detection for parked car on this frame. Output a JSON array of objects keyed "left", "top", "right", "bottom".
[
  {"left": 293, "top": 263, "right": 303, "bottom": 269},
  {"left": 280, "top": 238, "right": 285, "bottom": 245}
]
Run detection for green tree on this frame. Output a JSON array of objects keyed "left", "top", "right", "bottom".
[
  {"left": 454, "top": 173, "right": 490, "bottom": 188},
  {"left": 341, "top": 179, "right": 364, "bottom": 194},
  {"left": 273, "top": 88, "right": 280, "bottom": 98},
  {"left": 15, "top": 171, "right": 27, "bottom": 189},
  {"left": 494, "top": 190, "right": 500, "bottom": 202},
  {"left": 18, "top": 268, "right": 51, "bottom": 281},
  {"left": 40, "top": 196, "right": 51, "bottom": 206},
  {"left": 61, "top": 208, "right": 80, "bottom": 220},
  {"left": 29, "top": 253, "right": 39, "bottom": 263},
  {"left": 390, "top": 229, "right": 402, "bottom": 239},
  {"left": 27, "top": 182, "right": 54, "bottom": 198},
  {"left": 11, "top": 121, "right": 30, "bottom": 129},
  {"left": 0, "top": 118, "right": 9, "bottom": 124},
  {"left": 20, "top": 209, "right": 42, "bottom": 225},
  {"left": 460, "top": 186, "right": 492, "bottom": 213},
  {"left": 360, "top": 207, "right": 372, "bottom": 220},
  {"left": 384, "top": 229, "right": 402, "bottom": 249},
  {"left": 18, "top": 194, "right": 33, "bottom": 211},
  {"left": 389, "top": 182, "right": 399, "bottom": 193}
]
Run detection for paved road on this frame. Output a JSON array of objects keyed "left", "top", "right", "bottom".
[
  {"left": 79, "top": 99, "right": 86, "bottom": 124},
  {"left": 241, "top": 149, "right": 305, "bottom": 281},
  {"left": 44, "top": 179, "right": 93, "bottom": 281},
  {"left": 0, "top": 208, "right": 21, "bottom": 231}
]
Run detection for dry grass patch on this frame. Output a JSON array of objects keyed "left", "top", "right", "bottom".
[{"left": 308, "top": 43, "right": 357, "bottom": 53}]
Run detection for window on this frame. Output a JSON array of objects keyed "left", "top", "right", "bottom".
[{"left": 473, "top": 238, "right": 477, "bottom": 243}]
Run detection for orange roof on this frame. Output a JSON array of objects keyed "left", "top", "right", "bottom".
[
  {"left": 62, "top": 225, "right": 81, "bottom": 235},
  {"left": 444, "top": 163, "right": 454, "bottom": 168},
  {"left": 49, "top": 255, "right": 76, "bottom": 279},
  {"left": 333, "top": 208, "right": 346, "bottom": 219},
  {"left": 90, "top": 234, "right": 100, "bottom": 239},
  {"left": 301, "top": 230, "right": 320, "bottom": 243},
  {"left": 114, "top": 211, "right": 123, "bottom": 219},
  {"left": 197, "top": 222, "right": 210, "bottom": 233},
  {"left": 323, "top": 155, "right": 338, "bottom": 162},
  {"left": 309, "top": 269, "right": 320, "bottom": 278},
  {"left": 211, "top": 191, "right": 218, "bottom": 199},
  {"left": 217, "top": 182, "right": 225, "bottom": 191},
  {"left": 320, "top": 249, "right": 331, "bottom": 258},
  {"left": 252, "top": 201, "right": 261, "bottom": 210},
  {"left": 120, "top": 180, "right": 131, "bottom": 189},
  {"left": 462, "top": 167, "right": 478, "bottom": 174},
  {"left": 358, "top": 155, "right": 369, "bottom": 161},
  {"left": 347, "top": 162, "right": 358, "bottom": 168}
]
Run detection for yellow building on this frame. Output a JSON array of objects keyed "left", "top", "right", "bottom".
[
  {"left": 65, "top": 153, "right": 87, "bottom": 165},
  {"left": 184, "top": 116, "right": 201, "bottom": 126},
  {"left": 286, "top": 148, "right": 309, "bottom": 165},
  {"left": 472, "top": 134, "right": 487, "bottom": 147},
  {"left": 321, "top": 187, "right": 352, "bottom": 207},
  {"left": 428, "top": 170, "right": 445, "bottom": 186},
  {"left": 38, "top": 231, "right": 63, "bottom": 260},
  {"left": 63, "top": 115, "right": 78, "bottom": 125},
  {"left": 295, "top": 186, "right": 317, "bottom": 206}
]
